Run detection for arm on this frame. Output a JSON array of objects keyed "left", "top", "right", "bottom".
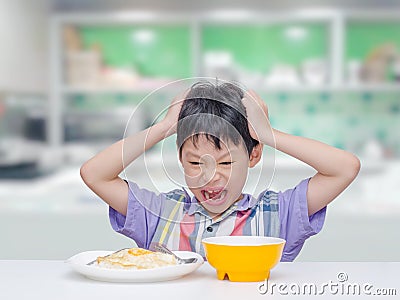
[
  {"left": 242, "top": 90, "right": 361, "bottom": 216},
  {"left": 80, "top": 92, "right": 186, "bottom": 216}
]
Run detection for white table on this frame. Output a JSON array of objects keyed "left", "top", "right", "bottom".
[{"left": 0, "top": 261, "right": 399, "bottom": 299}]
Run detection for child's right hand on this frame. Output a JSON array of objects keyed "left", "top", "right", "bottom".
[{"left": 161, "top": 89, "right": 189, "bottom": 135}]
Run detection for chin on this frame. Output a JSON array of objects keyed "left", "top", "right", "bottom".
[{"left": 203, "top": 201, "right": 232, "bottom": 215}]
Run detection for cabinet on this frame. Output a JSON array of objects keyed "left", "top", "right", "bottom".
[{"left": 49, "top": 11, "right": 400, "bottom": 159}]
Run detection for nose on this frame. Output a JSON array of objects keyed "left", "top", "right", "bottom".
[
  {"left": 201, "top": 163, "right": 224, "bottom": 185},
  {"left": 201, "top": 163, "right": 216, "bottom": 184}
]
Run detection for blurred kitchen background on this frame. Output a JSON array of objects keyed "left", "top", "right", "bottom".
[{"left": 1, "top": 0, "right": 400, "bottom": 261}]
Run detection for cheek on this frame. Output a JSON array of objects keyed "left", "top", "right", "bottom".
[
  {"left": 183, "top": 166, "right": 203, "bottom": 188},
  {"left": 226, "top": 161, "right": 248, "bottom": 185},
  {"left": 228, "top": 171, "right": 247, "bottom": 186},
  {"left": 184, "top": 166, "right": 199, "bottom": 177}
]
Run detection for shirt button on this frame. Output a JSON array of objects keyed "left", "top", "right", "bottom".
[{"left": 206, "top": 226, "right": 213, "bottom": 232}]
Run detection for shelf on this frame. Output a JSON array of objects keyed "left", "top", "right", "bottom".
[
  {"left": 61, "top": 84, "right": 185, "bottom": 95},
  {"left": 256, "top": 84, "right": 400, "bottom": 93},
  {"left": 339, "top": 83, "right": 400, "bottom": 92},
  {"left": 50, "top": 11, "right": 400, "bottom": 152},
  {"left": 61, "top": 83, "right": 400, "bottom": 95}
]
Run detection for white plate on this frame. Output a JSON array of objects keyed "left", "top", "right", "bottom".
[{"left": 66, "top": 250, "right": 204, "bottom": 283}]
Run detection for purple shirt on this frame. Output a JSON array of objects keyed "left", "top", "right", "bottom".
[{"left": 109, "top": 178, "right": 326, "bottom": 261}]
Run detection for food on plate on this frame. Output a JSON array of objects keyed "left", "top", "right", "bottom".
[{"left": 95, "top": 248, "right": 178, "bottom": 270}]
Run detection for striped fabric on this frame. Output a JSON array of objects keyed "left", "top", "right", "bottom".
[{"left": 148, "top": 189, "right": 280, "bottom": 257}]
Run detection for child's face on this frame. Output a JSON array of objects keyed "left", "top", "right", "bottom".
[{"left": 179, "top": 135, "right": 250, "bottom": 217}]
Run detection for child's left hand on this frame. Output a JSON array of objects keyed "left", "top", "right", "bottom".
[{"left": 241, "top": 90, "right": 272, "bottom": 145}]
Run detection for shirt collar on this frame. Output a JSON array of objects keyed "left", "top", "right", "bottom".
[{"left": 184, "top": 190, "right": 258, "bottom": 219}]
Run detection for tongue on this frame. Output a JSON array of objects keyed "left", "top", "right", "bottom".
[
  {"left": 209, "top": 190, "right": 224, "bottom": 200},
  {"left": 209, "top": 192, "right": 219, "bottom": 199}
]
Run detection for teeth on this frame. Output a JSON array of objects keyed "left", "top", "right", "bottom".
[
  {"left": 203, "top": 190, "right": 226, "bottom": 202},
  {"left": 212, "top": 190, "right": 225, "bottom": 201}
]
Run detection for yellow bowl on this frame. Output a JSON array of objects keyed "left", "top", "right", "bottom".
[{"left": 202, "top": 236, "right": 286, "bottom": 282}]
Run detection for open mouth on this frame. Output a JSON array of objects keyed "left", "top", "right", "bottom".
[{"left": 200, "top": 188, "right": 227, "bottom": 206}]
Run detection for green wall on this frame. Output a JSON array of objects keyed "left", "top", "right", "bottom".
[
  {"left": 78, "top": 22, "right": 400, "bottom": 76},
  {"left": 71, "top": 22, "right": 400, "bottom": 157},
  {"left": 79, "top": 25, "right": 192, "bottom": 78},
  {"left": 346, "top": 22, "right": 400, "bottom": 61},
  {"left": 202, "top": 23, "right": 328, "bottom": 72},
  {"left": 78, "top": 23, "right": 328, "bottom": 76}
]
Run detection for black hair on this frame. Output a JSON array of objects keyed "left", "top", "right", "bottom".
[{"left": 177, "top": 81, "right": 259, "bottom": 157}]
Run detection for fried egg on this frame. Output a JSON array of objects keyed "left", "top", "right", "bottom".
[{"left": 95, "top": 248, "right": 177, "bottom": 270}]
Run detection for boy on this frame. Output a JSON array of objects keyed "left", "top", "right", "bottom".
[{"left": 80, "top": 81, "right": 360, "bottom": 261}]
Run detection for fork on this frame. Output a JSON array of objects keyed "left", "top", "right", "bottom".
[{"left": 152, "top": 244, "right": 198, "bottom": 264}]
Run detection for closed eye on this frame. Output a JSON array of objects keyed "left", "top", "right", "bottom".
[
  {"left": 189, "top": 161, "right": 202, "bottom": 165},
  {"left": 219, "top": 161, "right": 233, "bottom": 165}
]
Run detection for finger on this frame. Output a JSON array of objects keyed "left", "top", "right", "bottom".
[
  {"left": 172, "top": 87, "right": 190, "bottom": 103},
  {"left": 170, "top": 89, "right": 190, "bottom": 112},
  {"left": 178, "top": 87, "right": 190, "bottom": 101},
  {"left": 248, "top": 90, "right": 269, "bottom": 117},
  {"left": 248, "top": 90, "right": 264, "bottom": 106},
  {"left": 248, "top": 122, "right": 259, "bottom": 141},
  {"left": 241, "top": 90, "right": 254, "bottom": 107},
  {"left": 243, "top": 90, "right": 261, "bottom": 107}
]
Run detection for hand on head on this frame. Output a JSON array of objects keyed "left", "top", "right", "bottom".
[
  {"left": 241, "top": 90, "right": 271, "bottom": 145},
  {"left": 162, "top": 88, "right": 190, "bottom": 135}
]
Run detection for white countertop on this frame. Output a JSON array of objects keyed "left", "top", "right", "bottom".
[{"left": 1, "top": 261, "right": 399, "bottom": 299}]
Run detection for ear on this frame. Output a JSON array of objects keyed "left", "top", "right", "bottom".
[{"left": 249, "top": 143, "right": 263, "bottom": 168}]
